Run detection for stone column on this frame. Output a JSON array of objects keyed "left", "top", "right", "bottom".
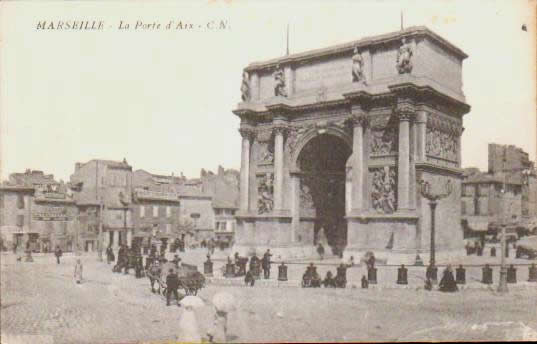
[
  {"left": 273, "top": 126, "right": 286, "bottom": 212},
  {"left": 239, "top": 128, "right": 253, "bottom": 212},
  {"left": 397, "top": 111, "right": 413, "bottom": 211},
  {"left": 112, "top": 231, "right": 119, "bottom": 250},
  {"left": 409, "top": 120, "right": 417, "bottom": 210},
  {"left": 290, "top": 174, "right": 300, "bottom": 242},
  {"left": 416, "top": 111, "right": 427, "bottom": 162},
  {"left": 127, "top": 229, "right": 132, "bottom": 247},
  {"left": 351, "top": 115, "right": 368, "bottom": 212},
  {"left": 103, "top": 230, "right": 110, "bottom": 248}
]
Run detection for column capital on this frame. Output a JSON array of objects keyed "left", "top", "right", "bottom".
[
  {"left": 272, "top": 125, "right": 288, "bottom": 137},
  {"left": 397, "top": 108, "right": 415, "bottom": 122},
  {"left": 415, "top": 110, "right": 427, "bottom": 124},
  {"left": 346, "top": 114, "right": 369, "bottom": 128},
  {"left": 239, "top": 127, "right": 256, "bottom": 140}
]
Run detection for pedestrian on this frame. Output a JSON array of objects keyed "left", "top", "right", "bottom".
[
  {"left": 244, "top": 269, "right": 255, "bottom": 286},
  {"left": 249, "top": 253, "right": 260, "bottom": 278},
  {"left": 177, "top": 299, "right": 203, "bottom": 343},
  {"left": 172, "top": 254, "right": 181, "bottom": 268},
  {"left": 12, "top": 242, "right": 17, "bottom": 255},
  {"left": 424, "top": 277, "right": 433, "bottom": 291},
  {"left": 166, "top": 268, "right": 180, "bottom": 306},
  {"left": 106, "top": 246, "right": 114, "bottom": 264},
  {"left": 317, "top": 243, "right": 325, "bottom": 260},
  {"left": 207, "top": 308, "right": 228, "bottom": 343},
  {"left": 361, "top": 275, "right": 369, "bottom": 289},
  {"left": 74, "top": 259, "right": 83, "bottom": 284},
  {"left": 439, "top": 265, "right": 458, "bottom": 292},
  {"left": 148, "top": 260, "right": 162, "bottom": 294},
  {"left": 323, "top": 271, "right": 336, "bottom": 288},
  {"left": 262, "top": 249, "right": 272, "bottom": 279},
  {"left": 54, "top": 245, "right": 63, "bottom": 264},
  {"left": 366, "top": 252, "right": 376, "bottom": 269}
]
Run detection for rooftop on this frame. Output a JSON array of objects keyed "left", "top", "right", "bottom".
[{"left": 245, "top": 26, "right": 467, "bottom": 72}]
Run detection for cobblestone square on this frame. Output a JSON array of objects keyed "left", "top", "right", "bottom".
[{"left": 1, "top": 252, "right": 536, "bottom": 343}]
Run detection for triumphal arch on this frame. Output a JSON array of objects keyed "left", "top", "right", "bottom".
[{"left": 232, "top": 27, "right": 470, "bottom": 263}]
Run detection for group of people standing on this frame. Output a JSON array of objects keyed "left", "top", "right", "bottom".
[{"left": 237, "top": 249, "right": 272, "bottom": 286}]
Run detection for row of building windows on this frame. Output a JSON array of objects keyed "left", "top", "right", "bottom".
[
  {"left": 215, "top": 221, "right": 235, "bottom": 232},
  {"left": 214, "top": 209, "right": 236, "bottom": 216},
  {"left": 139, "top": 205, "right": 173, "bottom": 218},
  {"left": 0, "top": 194, "right": 26, "bottom": 209}
]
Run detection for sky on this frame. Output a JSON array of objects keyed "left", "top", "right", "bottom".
[{"left": 0, "top": 0, "right": 536, "bottom": 182}]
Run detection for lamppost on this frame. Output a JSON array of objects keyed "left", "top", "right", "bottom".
[
  {"left": 497, "top": 180, "right": 509, "bottom": 293},
  {"left": 419, "top": 179, "right": 453, "bottom": 281}
]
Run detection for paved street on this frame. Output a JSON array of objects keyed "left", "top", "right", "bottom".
[{"left": 1, "top": 252, "right": 537, "bottom": 343}]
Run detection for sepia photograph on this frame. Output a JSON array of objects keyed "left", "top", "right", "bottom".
[{"left": 0, "top": 0, "right": 536, "bottom": 343}]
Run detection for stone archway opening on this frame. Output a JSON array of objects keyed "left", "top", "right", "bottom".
[{"left": 297, "top": 133, "right": 352, "bottom": 256}]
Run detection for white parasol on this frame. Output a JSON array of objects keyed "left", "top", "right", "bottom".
[
  {"left": 180, "top": 295, "right": 205, "bottom": 309},
  {"left": 212, "top": 292, "right": 236, "bottom": 313}
]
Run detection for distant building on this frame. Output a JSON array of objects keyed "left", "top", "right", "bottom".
[
  {"left": 70, "top": 159, "right": 133, "bottom": 250},
  {"left": 0, "top": 170, "right": 77, "bottom": 252},
  {"left": 132, "top": 169, "right": 182, "bottom": 250},
  {"left": 462, "top": 144, "right": 537, "bottom": 239},
  {"left": 1, "top": 162, "right": 240, "bottom": 252},
  {"left": 203, "top": 166, "right": 239, "bottom": 245}
]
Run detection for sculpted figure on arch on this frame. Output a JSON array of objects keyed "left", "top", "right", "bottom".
[
  {"left": 396, "top": 38, "right": 413, "bottom": 74},
  {"left": 351, "top": 47, "right": 366, "bottom": 84},
  {"left": 240, "top": 71, "right": 250, "bottom": 102},
  {"left": 273, "top": 64, "right": 287, "bottom": 97}
]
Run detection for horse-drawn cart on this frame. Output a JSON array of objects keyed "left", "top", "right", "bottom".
[{"left": 146, "top": 261, "right": 206, "bottom": 296}]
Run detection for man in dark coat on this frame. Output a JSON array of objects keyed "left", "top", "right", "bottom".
[
  {"left": 439, "top": 265, "right": 458, "bottom": 292},
  {"left": 262, "top": 249, "right": 272, "bottom": 279},
  {"left": 54, "top": 246, "right": 63, "bottom": 264},
  {"left": 106, "top": 246, "right": 114, "bottom": 264},
  {"left": 245, "top": 269, "right": 255, "bottom": 286},
  {"left": 317, "top": 243, "right": 325, "bottom": 260},
  {"left": 166, "top": 268, "right": 180, "bottom": 306},
  {"left": 250, "top": 253, "right": 260, "bottom": 278},
  {"left": 323, "top": 271, "right": 336, "bottom": 288}
]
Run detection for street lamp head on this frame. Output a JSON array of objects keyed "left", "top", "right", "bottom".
[{"left": 419, "top": 180, "right": 430, "bottom": 197}]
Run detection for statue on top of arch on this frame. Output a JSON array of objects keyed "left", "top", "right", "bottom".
[
  {"left": 351, "top": 47, "right": 367, "bottom": 84},
  {"left": 396, "top": 38, "right": 413, "bottom": 74},
  {"left": 240, "top": 71, "right": 250, "bottom": 102},
  {"left": 273, "top": 64, "right": 287, "bottom": 97}
]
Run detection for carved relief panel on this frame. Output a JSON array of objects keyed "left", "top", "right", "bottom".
[
  {"left": 256, "top": 141, "right": 274, "bottom": 165},
  {"left": 370, "top": 126, "right": 398, "bottom": 156},
  {"left": 425, "top": 115, "right": 460, "bottom": 163},
  {"left": 370, "top": 166, "right": 397, "bottom": 214},
  {"left": 257, "top": 173, "right": 274, "bottom": 214}
]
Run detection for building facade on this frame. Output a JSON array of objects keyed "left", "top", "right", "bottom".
[
  {"left": 2, "top": 164, "right": 240, "bottom": 252},
  {"left": 0, "top": 170, "right": 78, "bottom": 252},
  {"left": 462, "top": 144, "right": 537, "bottom": 238},
  {"left": 70, "top": 159, "right": 133, "bottom": 250},
  {"left": 132, "top": 169, "right": 182, "bottom": 249},
  {"left": 233, "top": 26, "right": 470, "bottom": 263}
]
